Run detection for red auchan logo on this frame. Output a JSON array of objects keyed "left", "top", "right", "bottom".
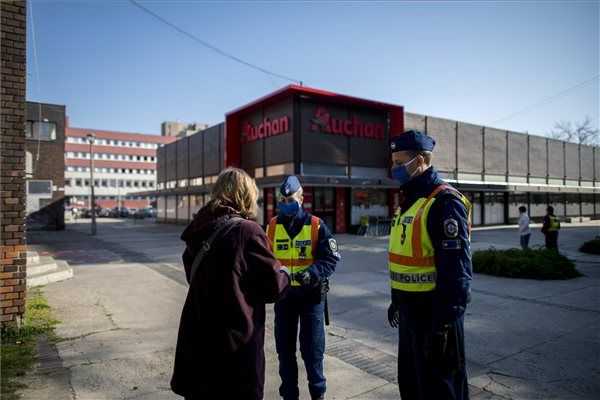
[
  {"left": 242, "top": 116, "right": 290, "bottom": 143},
  {"left": 310, "top": 107, "right": 385, "bottom": 140}
]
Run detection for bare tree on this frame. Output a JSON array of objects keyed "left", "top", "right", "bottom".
[{"left": 550, "top": 116, "right": 599, "bottom": 146}]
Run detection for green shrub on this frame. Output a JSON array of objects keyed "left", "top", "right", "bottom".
[
  {"left": 580, "top": 239, "right": 600, "bottom": 255},
  {"left": 1, "top": 288, "right": 59, "bottom": 400},
  {"left": 473, "top": 248, "right": 581, "bottom": 280}
]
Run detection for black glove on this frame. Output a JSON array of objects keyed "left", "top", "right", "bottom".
[
  {"left": 293, "top": 270, "right": 314, "bottom": 287},
  {"left": 388, "top": 303, "right": 400, "bottom": 328}
]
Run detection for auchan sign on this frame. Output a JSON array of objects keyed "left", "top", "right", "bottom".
[
  {"left": 310, "top": 107, "right": 385, "bottom": 140},
  {"left": 242, "top": 116, "right": 290, "bottom": 143}
]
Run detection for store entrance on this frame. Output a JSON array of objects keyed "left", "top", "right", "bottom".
[{"left": 312, "top": 187, "right": 336, "bottom": 232}]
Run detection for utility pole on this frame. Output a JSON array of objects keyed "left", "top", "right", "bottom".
[{"left": 87, "top": 133, "right": 97, "bottom": 235}]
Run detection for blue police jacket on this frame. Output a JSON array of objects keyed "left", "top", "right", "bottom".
[
  {"left": 276, "top": 208, "right": 340, "bottom": 282},
  {"left": 392, "top": 167, "right": 472, "bottom": 326}
]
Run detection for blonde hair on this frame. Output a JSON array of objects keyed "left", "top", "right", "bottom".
[{"left": 208, "top": 167, "right": 259, "bottom": 219}]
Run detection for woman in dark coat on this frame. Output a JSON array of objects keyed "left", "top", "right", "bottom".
[{"left": 171, "top": 168, "right": 289, "bottom": 400}]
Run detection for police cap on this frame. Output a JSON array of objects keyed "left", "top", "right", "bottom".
[
  {"left": 280, "top": 175, "right": 302, "bottom": 197},
  {"left": 390, "top": 130, "right": 435, "bottom": 153}
]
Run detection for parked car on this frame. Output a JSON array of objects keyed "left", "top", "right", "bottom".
[
  {"left": 98, "top": 208, "right": 111, "bottom": 218},
  {"left": 133, "top": 209, "right": 146, "bottom": 219},
  {"left": 146, "top": 208, "right": 157, "bottom": 218}
]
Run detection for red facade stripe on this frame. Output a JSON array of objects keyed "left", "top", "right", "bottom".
[
  {"left": 65, "top": 143, "right": 156, "bottom": 157},
  {"left": 65, "top": 159, "right": 156, "bottom": 170},
  {"left": 67, "top": 127, "right": 175, "bottom": 144}
]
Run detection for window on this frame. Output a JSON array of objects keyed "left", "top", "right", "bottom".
[
  {"left": 126, "top": 181, "right": 132, "bottom": 188},
  {"left": 76, "top": 179, "right": 82, "bottom": 187},
  {"left": 118, "top": 180, "right": 124, "bottom": 188},
  {"left": 65, "top": 179, "right": 71, "bottom": 187},
  {"left": 121, "top": 168, "right": 126, "bottom": 173},
  {"left": 134, "top": 181, "right": 139, "bottom": 187},
  {"left": 94, "top": 179, "right": 99, "bottom": 187},
  {"left": 27, "top": 180, "right": 53, "bottom": 196},
  {"left": 101, "top": 179, "right": 108, "bottom": 187},
  {"left": 25, "top": 121, "right": 57, "bottom": 141},
  {"left": 149, "top": 181, "right": 154, "bottom": 187},
  {"left": 141, "top": 181, "right": 147, "bottom": 188},
  {"left": 84, "top": 179, "right": 90, "bottom": 187},
  {"left": 109, "top": 179, "right": 116, "bottom": 187}
]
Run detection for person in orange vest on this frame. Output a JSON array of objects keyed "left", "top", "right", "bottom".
[
  {"left": 267, "top": 176, "right": 340, "bottom": 400},
  {"left": 387, "top": 130, "right": 472, "bottom": 400}
]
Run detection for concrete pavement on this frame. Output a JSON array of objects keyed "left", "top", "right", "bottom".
[{"left": 21, "top": 218, "right": 600, "bottom": 399}]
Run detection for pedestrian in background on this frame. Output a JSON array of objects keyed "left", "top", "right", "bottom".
[
  {"left": 518, "top": 206, "right": 531, "bottom": 250},
  {"left": 171, "top": 168, "right": 290, "bottom": 400},
  {"left": 542, "top": 206, "right": 561, "bottom": 251}
]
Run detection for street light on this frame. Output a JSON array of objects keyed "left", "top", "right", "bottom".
[{"left": 86, "top": 133, "right": 97, "bottom": 236}]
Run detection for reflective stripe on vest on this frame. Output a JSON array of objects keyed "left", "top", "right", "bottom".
[
  {"left": 547, "top": 215, "right": 560, "bottom": 231},
  {"left": 388, "top": 184, "right": 472, "bottom": 292},
  {"left": 267, "top": 215, "right": 320, "bottom": 287}
]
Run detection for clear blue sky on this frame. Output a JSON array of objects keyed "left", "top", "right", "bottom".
[{"left": 27, "top": 0, "right": 599, "bottom": 137}]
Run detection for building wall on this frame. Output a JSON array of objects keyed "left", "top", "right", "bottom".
[
  {"left": 25, "top": 102, "right": 66, "bottom": 228},
  {"left": 1, "top": 0, "right": 27, "bottom": 326},
  {"left": 65, "top": 127, "right": 174, "bottom": 209},
  {"left": 156, "top": 103, "right": 600, "bottom": 227}
]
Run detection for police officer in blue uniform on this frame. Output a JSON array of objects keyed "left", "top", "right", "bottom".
[
  {"left": 387, "top": 131, "right": 472, "bottom": 400},
  {"left": 268, "top": 176, "right": 340, "bottom": 400}
]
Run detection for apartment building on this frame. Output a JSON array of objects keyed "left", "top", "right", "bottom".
[{"left": 65, "top": 126, "right": 175, "bottom": 210}]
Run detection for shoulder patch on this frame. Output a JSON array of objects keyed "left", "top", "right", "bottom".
[
  {"left": 328, "top": 238, "right": 338, "bottom": 252},
  {"left": 443, "top": 218, "right": 459, "bottom": 238}
]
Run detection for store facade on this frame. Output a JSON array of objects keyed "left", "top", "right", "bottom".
[{"left": 154, "top": 85, "right": 600, "bottom": 232}]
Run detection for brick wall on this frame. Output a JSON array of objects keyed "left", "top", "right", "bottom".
[{"left": 1, "top": 0, "right": 27, "bottom": 326}]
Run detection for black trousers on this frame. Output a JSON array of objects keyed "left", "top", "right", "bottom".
[
  {"left": 397, "top": 299, "right": 469, "bottom": 400},
  {"left": 545, "top": 231, "right": 559, "bottom": 250}
]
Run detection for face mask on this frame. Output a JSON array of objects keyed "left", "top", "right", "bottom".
[
  {"left": 391, "top": 157, "right": 418, "bottom": 186},
  {"left": 278, "top": 200, "right": 300, "bottom": 217}
]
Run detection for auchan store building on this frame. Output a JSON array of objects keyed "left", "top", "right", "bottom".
[{"left": 154, "top": 85, "right": 600, "bottom": 232}]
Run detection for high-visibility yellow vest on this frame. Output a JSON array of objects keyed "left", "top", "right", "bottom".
[
  {"left": 547, "top": 215, "right": 561, "bottom": 232},
  {"left": 267, "top": 215, "right": 320, "bottom": 287},
  {"left": 388, "top": 184, "right": 472, "bottom": 292}
]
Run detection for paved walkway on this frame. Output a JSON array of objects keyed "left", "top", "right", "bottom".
[{"left": 21, "top": 219, "right": 600, "bottom": 399}]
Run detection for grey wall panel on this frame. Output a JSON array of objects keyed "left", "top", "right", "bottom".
[
  {"left": 176, "top": 138, "right": 189, "bottom": 179},
  {"left": 203, "top": 125, "right": 222, "bottom": 175},
  {"left": 348, "top": 107, "right": 389, "bottom": 168},
  {"left": 565, "top": 143, "right": 579, "bottom": 179},
  {"left": 427, "top": 117, "right": 456, "bottom": 173},
  {"left": 507, "top": 132, "right": 527, "bottom": 176},
  {"left": 266, "top": 132, "right": 294, "bottom": 165},
  {"left": 166, "top": 142, "right": 177, "bottom": 181},
  {"left": 189, "top": 131, "right": 203, "bottom": 178},
  {"left": 405, "top": 112, "right": 426, "bottom": 132},
  {"left": 580, "top": 145, "right": 594, "bottom": 180},
  {"left": 529, "top": 136, "right": 547, "bottom": 178},
  {"left": 547, "top": 139, "right": 564, "bottom": 179},
  {"left": 457, "top": 122, "right": 483, "bottom": 174},
  {"left": 264, "top": 98, "right": 294, "bottom": 166},
  {"left": 240, "top": 109, "right": 264, "bottom": 170},
  {"left": 156, "top": 146, "right": 165, "bottom": 183},
  {"left": 595, "top": 148, "right": 600, "bottom": 181},
  {"left": 484, "top": 127, "right": 507, "bottom": 175},
  {"left": 300, "top": 101, "right": 348, "bottom": 166}
]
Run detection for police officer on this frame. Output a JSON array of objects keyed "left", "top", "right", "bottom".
[
  {"left": 268, "top": 176, "right": 340, "bottom": 400},
  {"left": 387, "top": 131, "right": 472, "bottom": 400},
  {"left": 542, "top": 206, "right": 561, "bottom": 250}
]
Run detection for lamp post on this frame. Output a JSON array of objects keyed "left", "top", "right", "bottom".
[{"left": 86, "top": 133, "right": 97, "bottom": 235}]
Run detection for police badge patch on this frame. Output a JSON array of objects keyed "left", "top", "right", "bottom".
[
  {"left": 328, "top": 239, "right": 338, "bottom": 252},
  {"left": 443, "top": 218, "right": 459, "bottom": 238}
]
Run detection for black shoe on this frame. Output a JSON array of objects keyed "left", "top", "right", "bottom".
[{"left": 312, "top": 396, "right": 325, "bottom": 400}]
